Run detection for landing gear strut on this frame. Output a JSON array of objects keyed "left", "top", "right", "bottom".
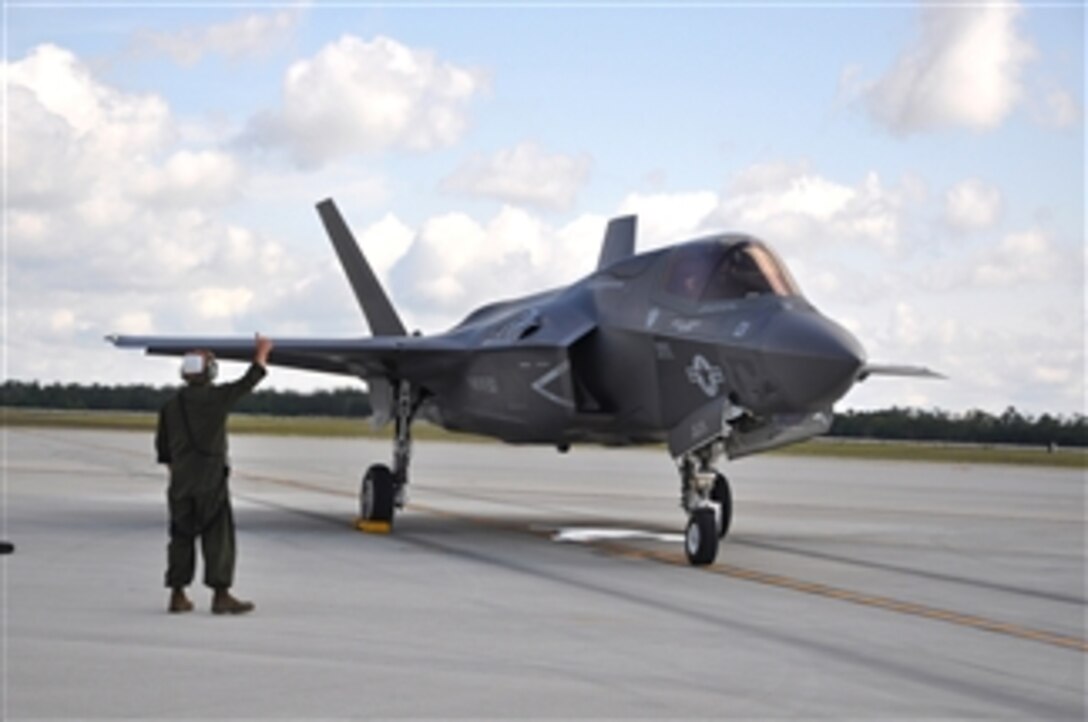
[
  {"left": 359, "top": 380, "right": 416, "bottom": 527},
  {"left": 678, "top": 441, "right": 732, "bottom": 566}
]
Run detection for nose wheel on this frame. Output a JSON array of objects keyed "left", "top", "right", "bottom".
[
  {"left": 678, "top": 446, "right": 732, "bottom": 566},
  {"left": 685, "top": 507, "right": 718, "bottom": 565}
]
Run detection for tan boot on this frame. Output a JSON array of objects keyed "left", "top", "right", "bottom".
[
  {"left": 211, "top": 588, "right": 254, "bottom": 615},
  {"left": 168, "top": 588, "right": 193, "bottom": 613}
]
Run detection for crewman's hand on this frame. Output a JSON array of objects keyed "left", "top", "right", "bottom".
[{"left": 254, "top": 333, "right": 273, "bottom": 367}]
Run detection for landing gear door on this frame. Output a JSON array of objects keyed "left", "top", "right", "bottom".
[{"left": 667, "top": 396, "right": 728, "bottom": 458}]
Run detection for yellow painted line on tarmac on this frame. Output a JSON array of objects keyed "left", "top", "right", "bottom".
[{"left": 592, "top": 541, "right": 1088, "bottom": 654}]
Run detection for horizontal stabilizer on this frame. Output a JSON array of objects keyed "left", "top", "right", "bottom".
[
  {"left": 597, "top": 215, "right": 637, "bottom": 270},
  {"left": 858, "top": 364, "right": 945, "bottom": 382},
  {"left": 316, "top": 198, "right": 407, "bottom": 337}
]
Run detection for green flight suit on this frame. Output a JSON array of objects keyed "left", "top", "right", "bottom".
[{"left": 156, "top": 363, "right": 266, "bottom": 589}]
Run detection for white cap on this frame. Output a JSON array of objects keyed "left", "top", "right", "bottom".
[{"left": 180, "top": 353, "right": 206, "bottom": 376}]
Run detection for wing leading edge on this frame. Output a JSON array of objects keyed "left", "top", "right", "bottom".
[{"left": 106, "top": 334, "right": 461, "bottom": 380}]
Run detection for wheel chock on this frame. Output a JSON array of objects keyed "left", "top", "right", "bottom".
[{"left": 355, "top": 518, "right": 391, "bottom": 535}]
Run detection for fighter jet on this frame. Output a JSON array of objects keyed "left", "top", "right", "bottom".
[{"left": 110, "top": 199, "right": 938, "bottom": 565}]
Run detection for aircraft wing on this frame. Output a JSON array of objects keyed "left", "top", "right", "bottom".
[{"left": 107, "top": 334, "right": 466, "bottom": 381}]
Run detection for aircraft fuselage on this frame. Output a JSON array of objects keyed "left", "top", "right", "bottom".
[{"left": 421, "top": 235, "right": 865, "bottom": 458}]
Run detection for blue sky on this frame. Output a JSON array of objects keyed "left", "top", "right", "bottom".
[{"left": 3, "top": 1, "right": 1084, "bottom": 415}]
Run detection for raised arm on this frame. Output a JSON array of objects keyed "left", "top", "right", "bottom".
[
  {"left": 219, "top": 334, "right": 274, "bottom": 407},
  {"left": 254, "top": 333, "right": 273, "bottom": 368}
]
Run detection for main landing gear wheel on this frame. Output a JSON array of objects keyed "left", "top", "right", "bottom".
[
  {"left": 360, "top": 464, "right": 396, "bottom": 524},
  {"left": 711, "top": 472, "right": 732, "bottom": 539},
  {"left": 685, "top": 507, "right": 718, "bottom": 566},
  {"left": 358, "top": 379, "right": 418, "bottom": 532}
]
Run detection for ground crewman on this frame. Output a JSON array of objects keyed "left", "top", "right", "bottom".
[{"left": 156, "top": 335, "right": 273, "bottom": 614}]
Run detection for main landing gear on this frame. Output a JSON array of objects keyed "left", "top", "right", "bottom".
[
  {"left": 678, "top": 442, "right": 732, "bottom": 566},
  {"left": 359, "top": 380, "right": 416, "bottom": 528}
]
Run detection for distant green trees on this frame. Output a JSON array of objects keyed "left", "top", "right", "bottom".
[
  {"left": 830, "top": 406, "right": 1085, "bottom": 448},
  {"left": 1, "top": 381, "right": 1083, "bottom": 447},
  {"left": 0, "top": 381, "right": 371, "bottom": 418}
]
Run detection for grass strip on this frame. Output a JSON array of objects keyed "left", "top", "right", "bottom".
[{"left": 2, "top": 407, "right": 1083, "bottom": 469}]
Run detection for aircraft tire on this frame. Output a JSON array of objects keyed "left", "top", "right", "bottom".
[
  {"left": 684, "top": 507, "right": 718, "bottom": 566},
  {"left": 711, "top": 473, "right": 732, "bottom": 539},
  {"left": 361, "top": 464, "right": 396, "bottom": 523}
]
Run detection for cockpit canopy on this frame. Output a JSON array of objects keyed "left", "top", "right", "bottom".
[{"left": 663, "top": 238, "right": 801, "bottom": 301}]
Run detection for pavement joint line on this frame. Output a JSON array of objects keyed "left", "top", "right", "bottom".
[{"left": 16, "top": 429, "right": 1087, "bottom": 655}]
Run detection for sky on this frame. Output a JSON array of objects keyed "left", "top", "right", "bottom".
[{"left": 2, "top": 1, "right": 1084, "bottom": 416}]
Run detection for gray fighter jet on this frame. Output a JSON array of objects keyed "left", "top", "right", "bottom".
[{"left": 110, "top": 199, "right": 938, "bottom": 565}]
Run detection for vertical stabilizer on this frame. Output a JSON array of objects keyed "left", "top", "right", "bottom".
[
  {"left": 316, "top": 198, "right": 407, "bottom": 337},
  {"left": 597, "top": 215, "right": 637, "bottom": 270}
]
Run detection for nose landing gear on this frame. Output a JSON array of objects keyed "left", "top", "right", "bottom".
[{"left": 678, "top": 443, "right": 732, "bottom": 566}]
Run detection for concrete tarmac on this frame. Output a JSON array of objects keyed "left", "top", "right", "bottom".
[{"left": 3, "top": 427, "right": 1085, "bottom": 719}]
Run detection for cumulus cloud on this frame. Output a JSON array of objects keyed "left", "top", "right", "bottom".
[
  {"left": 138, "top": 150, "right": 244, "bottom": 208},
  {"left": 864, "top": 2, "right": 1034, "bottom": 133},
  {"left": 394, "top": 207, "right": 544, "bottom": 310},
  {"left": 711, "top": 162, "right": 906, "bottom": 252},
  {"left": 50, "top": 309, "right": 79, "bottom": 334},
  {"left": 384, "top": 205, "right": 608, "bottom": 331},
  {"left": 133, "top": 8, "right": 301, "bottom": 65},
  {"left": 3, "top": 43, "right": 307, "bottom": 386},
  {"left": 944, "top": 178, "right": 1002, "bottom": 231},
  {"left": 849, "top": 306, "right": 1083, "bottom": 414},
  {"left": 113, "top": 311, "right": 155, "bottom": 335},
  {"left": 5, "top": 44, "right": 171, "bottom": 149},
  {"left": 1033, "top": 87, "right": 1081, "bottom": 129},
  {"left": 245, "top": 35, "right": 485, "bottom": 167},
  {"left": 973, "top": 229, "right": 1061, "bottom": 286},
  {"left": 441, "top": 142, "right": 592, "bottom": 211},
  {"left": 617, "top": 191, "right": 718, "bottom": 247},
  {"left": 4, "top": 44, "right": 172, "bottom": 210},
  {"left": 191, "top": 287, "right": 256, "bottom": 319},
  {"left": 4, "top": 44, "right": 247, "bottom": 220},
  {"left": 355, "top": 213, "right": 415, "bottom": 286}
]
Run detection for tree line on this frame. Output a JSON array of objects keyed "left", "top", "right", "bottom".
[
  {"left": 0, "top": 380, "right": 371, "bottom": 418},
  {"left": 829, "top": 407, "right": 1085, "bottom": 448},
  {"left": 1, "top": 380, "right": 1083, "bottom": 447}
]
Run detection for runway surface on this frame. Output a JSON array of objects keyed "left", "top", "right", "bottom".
[{"left": 3, "top": 427, "right": 1085, "bottom": 719}]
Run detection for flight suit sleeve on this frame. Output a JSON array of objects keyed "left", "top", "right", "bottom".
[
  {"left": 219, "top": 363, "right": 268, "bottom": 409},
  {"left": 155, "top": 405, "right": 171, "bottom": 464}
]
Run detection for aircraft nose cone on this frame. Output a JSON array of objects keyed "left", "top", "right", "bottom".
[{"left": 760, "top": 311, "right": 866, "bottom": 412}]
